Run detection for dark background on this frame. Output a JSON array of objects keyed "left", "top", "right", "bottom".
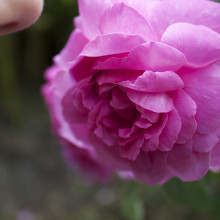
[{"left": 1, "top": 0, "right": 220, "bottom": 219}]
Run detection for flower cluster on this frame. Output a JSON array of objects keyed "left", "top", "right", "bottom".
[{"left": 42, "top": 0, "right": 220, "bottom": 184}]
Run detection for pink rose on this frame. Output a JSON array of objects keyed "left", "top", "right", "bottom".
[{"left": 42, "top": 0, "right": 220, "bottom": 184}]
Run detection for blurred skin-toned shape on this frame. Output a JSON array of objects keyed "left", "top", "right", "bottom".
[{"left": 0, "top": 0, "right": 44, "bottom": 36}]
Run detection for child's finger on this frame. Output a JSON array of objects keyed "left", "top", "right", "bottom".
[{"left": 0, "top": 0, "right": 44, "bottom": 36}]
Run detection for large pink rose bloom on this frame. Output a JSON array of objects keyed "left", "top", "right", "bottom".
[{"left": 42, "top": 0, "right": 220, "bottom": 184}]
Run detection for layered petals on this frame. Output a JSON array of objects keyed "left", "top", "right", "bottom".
[
  {"left": 122, "top": 41, "right": 187, "bottom": 71},
  {"left": 100, "top": 2, "right": 156, "bottom": 41},
  {"left": 149, "top": 0, "right": 220, "bottom": 39},
  {"left": 133, "top": 151, "right": 169, "bottom": 185},
  {"left": 120, "top": 70, "right": 184, "bottom": 92},
  {"left": 168, "top": 141, "right": 211, "bottom": 181},
  {"left": 180, "top": 64, "right": 220, "bottom": 134},
  {"left": 158, "top": 109, "right": 181, "bottom": 151},
  {"left": 127, "top": 89, "right": 174, "bottom": 113},
  {"left": 192, "top": 132, "right": 219, "bottom": 153},
  {"left": 81, "top": 33, "right": 145, "bottom": 57},
  {"left": 78, "top": 0, "right": 113, "bottom": 39},
  {"left": 172, "top": 89, "right": 197, "bottom": 144},
  {"left": 54, "top": 29, "right": 89, "bottom": 68},
  {"left": 161, "top": 23, "right": 220, "bottom": 68},
  {"left": 43, "top": 0, "right": 220, "bottom": 185}
]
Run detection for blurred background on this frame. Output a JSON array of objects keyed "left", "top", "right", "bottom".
[{"left": 1, "top": 0, "right": 220, "bottom": 219}]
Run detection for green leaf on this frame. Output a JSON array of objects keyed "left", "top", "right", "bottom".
[
  {"left": 121, "top": 197, "right": 144, "bottom": 220},
  {"left": 164, "top": 178, "right": 212, "bottom": 212},
  {"left": 120, "top": 182, "right": 145, "bottom": 220}
]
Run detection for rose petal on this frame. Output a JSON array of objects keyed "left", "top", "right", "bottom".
[
  {"left": 159, "top": 109, "right": 182, "bottom": 151},
  {"left": 70, "top": 56, "right": 97, "bottom": 81},
  {"left": 118, "top": 171, "right": 135, "bottom": 180},
  {"left": 91, "top": 134, "right": 132, "bottom": 171},
  {"left": 119, "top": 126, "right": 138, "bottom": 139},
  {"left": 94, "top": 126, "right": 118, "bottom": 146},
  {"left": 136, "top": 106, "right": 160, "bottom": 123},
  {"left": 211, "top": 142, "right": 220, "bottom": 168},
  {"left": 63, "top": 143, "right": 112, "bottom": 181},
  {"left": 97, "top": 69, "right": 140, "bottom": 85},
  {"left": 132, "top": 151, "right": 168, "bottom": 185},
  {"left": 135, "top": 117, "right": 152, "bottom": 129},
  {"left": 142, "top": 114, "right": 168, "bottom": 152},
  {"left": 127, "top": 89, "right": 174, "bottom": 113},
  {"left": 81, "top": 33, "right": 145, "bottom": 57},
  {"left": 110, "top": 87, "right": 134, "bottom": 110},
  {"left": 149, "top": 0, "right": 220, "bottom": 39},
  {"left": 192, "top": 132, "right": 219, "bottom": 153},
  {"left": 120, "top": 138, "right": 144, "bottom": 161},
  {"left": 78, "top": 0, "right": 113, "bottom": 39},
  {"left": 52, "top": 70, "right": 74, "bottom": 98},
  {"left": 168, "top": 141, "right": 211, "bottom": 181},
  {"left": 119, "top": 70, "right": 184, "bottom": 92},
  {"left": 161, "top": 23, "right": 220, "bottom": 68},
  {"left": 115, "top": 108, "right": 137, "bottom": 121},
  {"left": 122, "top": 0, "right": 161, "bottom": 20},
  {"left": 100, "top": 2, "right": 156, "bottom": 41},
  {"left": 122, "top": 41, "right": 186, "bottom": 71},
  {"left": 93, "top": 53, "right": 127, "bottom": 70},
  {"left": 180, "top": 64, "right": 220, "bottom": 134},
  {"left": 62, "top": 87, "right": 88, "bottom": 124},
  {"left": 54, "top": 29, "right": 88, "bottom": 68},
  {"left": 172, "top": 89, "right": 197, "bottom": 144}
]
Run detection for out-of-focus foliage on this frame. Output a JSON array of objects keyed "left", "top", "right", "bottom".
[
  {"left": 1, "top": 0, "right": 220, "bottom": 219},
  {"left": 165, "top": 178, "right": 212, "bottom": 212},
  {"left": 165, "top": 173, "right": 220, "bottom": 219},
  {"left": 0, "top": 0, "right": 77, "bottom": 128},
  {"left": 120, "top": 183, "right": 145, "bottom": 220}
]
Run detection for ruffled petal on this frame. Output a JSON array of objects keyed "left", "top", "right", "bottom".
[
  {"left": 100, "top": 2, "right": 156, "bottom": 41},
  {"left": 143, "top": 114, "right": 168, "bottom": 152},
  {"left": 132, "top": 151, "right": 168, "bottom": 185},
  {"left": 180, "top": 64, "right": 220, "bottom": 134},
  {"left": 54, "top": 29, "right": 88, "bottom": 68},
  {"left": 97, "top": 69, "right": 140, "bottom": 85},
  {"left": 62, "top": 87, "right": 88, "bottom": 124},
  {"left": 159, "top": 109, "right": 182, "bottom": 151},
  {"left": 127, "top": 89, "right": 174, "bottom": 113},
  {"left": 161, "top": 23, "right": 220, "bottom": 68},
  {"left": 93, "top": 53, "right": 127, "bottom": 70},
  {"left": 122, "top": 0, "right": 161, "bottom": 20},
  {"left": 136, "top": 106, "right": 160, "bottom": 123},
  {"left": 78, "top": 0, "right": 113, "bottom": 39},
  {"left": 192, "top": 132, "right": 219, "bottom": 153},
  {"left": 168, "top": 141, "right": 211, "bottom": 181},
  {"left": 119, "top": 70, "right": 184, "bottom": 92},
  {"left": 70, "top": 56, "right": 97, "bottom": 81},
  {"left": 110, "top": 87, "right": 134, "bottom": 109},
  {"left": 172, "top": 89, "right": 197, "bottom": 144},
  {"left": 91, "top": 134, "right": 133, "bottom": 171},
  {"left": 81, "top": 33, "right": 145, "bottom": 57},
  {"left": 122, "top": 41, "right": 186, "bottom": 71},
  {"left": 62, "top": 140, "right": 112, "bottom": 182},
  {"left": 120, "top": 138, "right": 144, "bottom": 161},
  {"left": 149, "top": 0, "right": 220, "bottom": 39}
]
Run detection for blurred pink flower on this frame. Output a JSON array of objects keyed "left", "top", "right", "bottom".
[{"left": 42, "top": 0, "right": 220, "bottom": 184}]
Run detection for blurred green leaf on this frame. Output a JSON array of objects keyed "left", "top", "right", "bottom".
[
  {"left": 121, "top": 197, "right": 145, "bottom": 220},
  {"left": 120, "top": 182, "right": 145, "bottom": 220},
  {"left": 164, "top": 178, "right": 212, "bottom": 212}
]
